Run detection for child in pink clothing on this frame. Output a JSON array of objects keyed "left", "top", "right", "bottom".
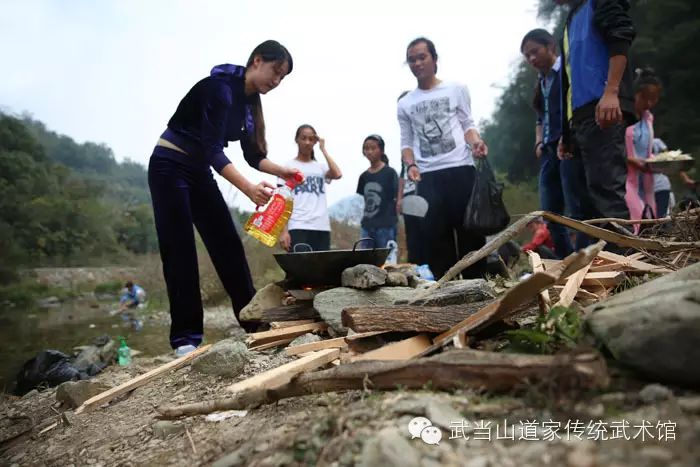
[{"left": 625, "top": 69, "right": 661, "bottom": 233}]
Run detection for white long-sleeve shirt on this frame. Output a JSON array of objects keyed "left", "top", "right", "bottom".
[{"left": 397, "top": 81, "right": 478, "bottom": 173}]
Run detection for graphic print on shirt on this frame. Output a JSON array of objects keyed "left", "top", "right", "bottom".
[
  {"left": 411, "top": 97, "right": 457, "bottom": 157},
  {"left": 363, "top": 182, "right": 383, "bottom": 218},
  {"left": 295, "top": 175, "right": 325, "bottom": 196}
]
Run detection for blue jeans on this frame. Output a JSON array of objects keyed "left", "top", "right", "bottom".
[
  {"left": 360, "top": 226, "right": 397, "bottom": 249},
  {"left": 539, "top": 143, "right": 589, "bottom": 258}
]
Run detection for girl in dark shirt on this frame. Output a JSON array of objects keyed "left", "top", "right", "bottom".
[
  {"left": 356, "top": 135, "right": 398, "bottom": 249},
  {"left": 149, "top": 40, "right": 300, "bottom": 356}
]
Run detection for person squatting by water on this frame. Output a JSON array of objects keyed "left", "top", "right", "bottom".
[{"left": 147, "top": 40, "right": 300, "bottom": 356}]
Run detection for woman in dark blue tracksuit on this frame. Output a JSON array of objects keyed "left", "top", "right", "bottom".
[{"left": 148, "top": 40, "right": 299, "bottom": 355}]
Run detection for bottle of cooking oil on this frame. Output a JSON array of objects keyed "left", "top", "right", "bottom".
[{"left": 245, "top": 173, "right": 303, "bottom": 247}]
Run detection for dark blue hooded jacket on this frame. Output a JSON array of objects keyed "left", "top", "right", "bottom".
[{"left": 159, "top": 64, "right": 264, "bottom": 173}]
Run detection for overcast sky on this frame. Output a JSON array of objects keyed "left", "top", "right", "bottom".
[{"left": 0, "top": 0, "right": 545, "bottom": 210}]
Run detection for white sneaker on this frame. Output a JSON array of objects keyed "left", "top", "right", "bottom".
[{"left": 174, "top": 344, "right": 197, "bottom": 357}]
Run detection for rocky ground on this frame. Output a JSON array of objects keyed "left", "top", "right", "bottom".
[{"left": 1, "top": 306, "right": 699, "bottom": 466}]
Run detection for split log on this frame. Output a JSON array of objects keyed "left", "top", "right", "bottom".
[
  {"left": 596, "top": 250, "right": 672, "bottom": 274},
  {"left": 75, "top": 344, "right": 211, "bottom": 414},
  {"left": 270, "top": 319, "right": 316, "bottom": 329},
  {"left": 528, "top": 251, "right": 551, "bottom": 315},
  {"left": 261, "top": 303, "right": 320, "bottom": 322},
  {"left": 341, "top": 302, "right": 490, "bottom": 333},
  {"left": 285, "top": 331, "right": 386, "bottom": 357},
  {"left": 156, "top": 350, "right": 608, "bottom": 418},
  {"left": 554, "top": 261, "right": 593, "bottom": 308}
]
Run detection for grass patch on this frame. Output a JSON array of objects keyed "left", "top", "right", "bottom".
[
  {"left": 505, "top": 306, "right": 583, "bottom": 354},
  {"left": 94, "top": 280, "right": 123, "bottom": 295},
  {"left": 0, "top": 281, "right": 76, "bottom": 308}
]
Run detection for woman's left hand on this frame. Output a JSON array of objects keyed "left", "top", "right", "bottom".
[
  {"left": 317, "top": 136, "right": 326, "bottom": 152},
  {"left": 472, "top": 140, "right": 488, "bottom": 158}
]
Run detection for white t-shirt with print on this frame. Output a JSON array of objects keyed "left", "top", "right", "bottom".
[
  {"left": 397, "top": 81, "right": 478, "bottom": 174},
  {"left": 277, "top": 158, "right": 331, "bottom": 232}
]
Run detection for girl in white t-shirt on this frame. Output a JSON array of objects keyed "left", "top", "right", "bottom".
[{"left": 279, "top": 124, "right": 342, "bottom": 252}]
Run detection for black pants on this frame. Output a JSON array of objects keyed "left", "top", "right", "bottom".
[
  {"left": 572, "top": 117, "right": 630, "bottom": 221},
  {"left": 289, "top": 229, "right": 330, "bottom": 252},
  {"left": 148, "top": 152, "right": 257, "bottom": 348},
  {"left": 419, "top": 165, "right": 486, "bottom": 279},
  {"left": 403, "top": 213, "right": 425, "bottom": 265}
]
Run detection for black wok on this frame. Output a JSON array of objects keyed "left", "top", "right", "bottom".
[{"left": 273, "top": 240, "right": 390, "bottom": 286}]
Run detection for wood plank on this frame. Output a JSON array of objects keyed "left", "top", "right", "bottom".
[
  {"left": 226, "top": 349, "right": 340, "bottom": 393},
  {"left": 580, "top": 271, "right": 626, "bottom": 287},
  {"left": 528, "top": 251, "right": 551, "bottom": 315},
  {"left": 246, "top": 322, "right": 327, "bottom": 347},
  {"left": 285, "top": 336, "right": 348, "bottom": 356},
  {"left": 627, "top": 252, "right": 646, "bottom": 261},
  {"left": 285, "top": 332, "right": 388, "bottom": 357},
  {"left": 555, "top": 260, "right": 593, "bottom": 308},
  {"left": 249, "top": 337, "right": 296, "bottom": 351},
  {"left": 270, "top": 319, "right": 316, "bottom": 329},
  {"left": 75, "top": 344, "right": 211, "bottom": 414},
  {"left": 341, "top": 302, "right": 490, "bottom": 333},
  {"left": 351, "top": 334, "right": 432, "bottom": 361},
  {"left": 596, "top": 250, "right": 672, "bottom": 274}
]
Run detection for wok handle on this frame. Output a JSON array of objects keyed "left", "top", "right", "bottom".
[
  {"left": 353, "top": 238, "right": 376, "bottom": 251},
  {"left": 293, "top": 243, "right": 314, "bottom": 253}
]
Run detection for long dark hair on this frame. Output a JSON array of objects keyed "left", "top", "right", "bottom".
[
  {"left": 295, "top": 124, "right": 317, "bottom": 160},
  {"left": 363, "top": 134, "right": 390, "bottom": 165},
  {"left": 406, "top": 37, "right": 438, "bottom": 74},
  {"left": 521, "top": 29, "right": 557, "bottom": 114},
  {"left": 634, "top": 67, "right": 662, "bottom": 93},
  {"left": 245, "top": 40, "right": 293, "bottom": 156}
]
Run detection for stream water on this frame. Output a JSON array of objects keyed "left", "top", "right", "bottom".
[{"left": 0, "top": 299, "right": 224, "bottom": 393}]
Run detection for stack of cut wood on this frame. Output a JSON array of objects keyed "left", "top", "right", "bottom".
[{"left": 157, "top": 211, "right": 700, "bottom": 418}]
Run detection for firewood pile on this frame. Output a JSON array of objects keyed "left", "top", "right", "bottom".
[{"left": 154, "top": 209, "right": 700, "bottom": 419}]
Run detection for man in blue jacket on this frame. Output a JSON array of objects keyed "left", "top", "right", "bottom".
[{"left": 556, "top": 0, "right": 636, "bottom": 223}]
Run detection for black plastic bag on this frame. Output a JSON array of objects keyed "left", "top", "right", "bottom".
[
  {"left": 14, "top": 350, "right": 85, "bottom": 395},
  {"left": 463, "top": 159, "right": 510, "bottom": 235}
]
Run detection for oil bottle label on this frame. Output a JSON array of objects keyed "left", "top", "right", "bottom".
[{"left": 254, "top": 194, "right": 286, "bottom": 234}]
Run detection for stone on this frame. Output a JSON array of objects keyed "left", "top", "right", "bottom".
[
  {"left": 239, "top": 283, "right": 285, "bottom": 321},
  {"left": 567, "top": 446, "right": 596, "bottom": 467},
  {"left": 677, "top": 396, "right": 700, "bottom": 414},
  {"left": 425, "top": 401, "right": 464, "bottom": 431},
  {"left": 395, "top": 279, "right": 495, "bottom": 306},
  {"left": 73, "top": 345, "right": 103, "bottom": 371},
  {"left": 358, "top": 428, "right": 420, "bottom": 467},
  {"left": 464, "top": 456, "right": 490, "bottom": 467},
  {"left": 191, "top": 339, "right": 249, "bottom": 377},
  {"left": 212, "top": 444, "right": 254, "bottom": 467},
  {"left": 586, "top": 273, "right": 700, "bottom": 386},
  {"left": 98, "top": 338, "right": 117, "bottom": 364},
  {"left": 37, "top": 296, "right": 61, "bottom": 307},
  {"left": 341, "top": 265, "right": 387, "bottom": 290},
  {"left": 56, "top": 380, "right": 112, "bottom": 408},
  {"left": 386, "top": 272, "right": 409, "bottom": 287},
  {"left": 289, "top": 333, "right": 321, "bottom": 347},
  {"left": 152, "top": 420, "right": 185, "bottom": 439},
  {"left": 639, "top": 446, "right": 673, "bottom": 463},
  {"left": 21, "top": 389, "right": 39, "bottom": 400},
  {"left": 639, "top": 384, "right": 673, "bottom": 403},
  {"left": 314, "top": 287, "right": 416, "bottom": 334}
]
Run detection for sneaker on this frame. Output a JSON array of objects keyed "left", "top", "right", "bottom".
[{"left": 174, "top": 344, "right": 197, "bottom": 357}]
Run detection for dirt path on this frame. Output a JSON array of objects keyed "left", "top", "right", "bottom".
[{"left": 2, "top": 338, "right": 699, "bottom": 467}]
